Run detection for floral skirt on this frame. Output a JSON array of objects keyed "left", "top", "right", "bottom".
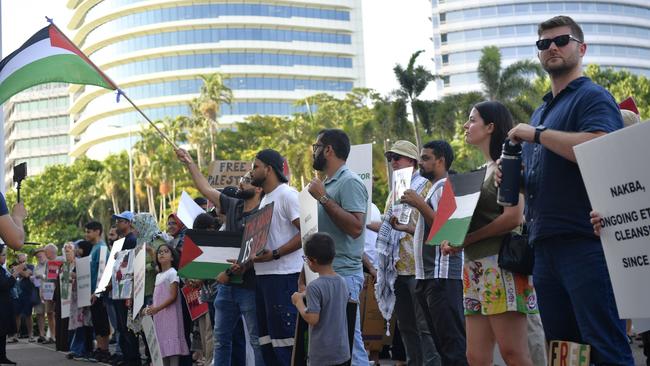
[{"left": 462, "top": 254, "right": 538, "bottom": 316}]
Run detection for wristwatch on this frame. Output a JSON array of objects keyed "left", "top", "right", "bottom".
[
  {"left": 272, "top": 249, "right": 281, "bottom": 260},
  {"left": 318, "top": 194, "right": 330, "bottom": 205},
  {"left": 534, "top": 125, "right": 547, "bottom": 144}
]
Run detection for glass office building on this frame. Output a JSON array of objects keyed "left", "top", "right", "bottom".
[
  {"left": 67, "top": 0, "right": 365, "bottom": 159},
  {"left": 431, "top": 1, "right": 650, "bottom": 96}
]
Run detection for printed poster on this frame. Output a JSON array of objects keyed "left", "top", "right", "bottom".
[
  {"left": 47, "top": 260, "right": 63, "bottom": 280},
  {"left": 347, "top": 143, "right": 373, "bottom": 223},
  {"left": 42, "top": 282, "right": 55, "bottom": 301},
  {"left": 112, "top": 249, "right": 134, "bottom": 300},
  {"left": 60, "top": 262, "right": 71, "bottom": 319},
  {"left": 142, "top": 315, "right": 164, "bottom": 366},
  {"left": 181, "top": 285, "right": 209, "bottom": 321},
  {"left": 237, "top": 202, "right": 274, "bottom": 264},
  {"left": 75, "top": 256, "right": 92, "bottom": 308},
  {"left": 391, "top": 167, "right": 413, "bottom": 224},
  {"left": 299, "top": 187, "right": 319, "bottom": 284},
  {"left": 96, "top": 238, "right": 124, "bottom": 294},
  {"left": 96, "top": 246, "right": 107, "bottom": 290},
  {"left": 132, "top": 244, "right": 146, "bottom": 319},
  {"left": 574, "top": 121, "right": 650, "bottom": 318}
]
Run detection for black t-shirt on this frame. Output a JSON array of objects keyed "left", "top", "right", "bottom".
[
  {"left": 122, "top": 232, "right": 137, "bottom": 250},
  {"left": 220, "top": 194, "right": 257, "bottom": 289}
]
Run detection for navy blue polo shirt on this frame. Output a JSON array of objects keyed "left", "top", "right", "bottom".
[{"left": 523, "top": 76, "right": 622, "bottom": 244}]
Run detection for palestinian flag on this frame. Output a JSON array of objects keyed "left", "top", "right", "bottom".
[
  {"left": 426, "top": 169, "right": 486, "bottom": 247},
  {"left": 178, "top": 229, "right": 243, "bottom": 282},
  {"left": 0, "top": 23, "right": 116, "bottom": 105}
]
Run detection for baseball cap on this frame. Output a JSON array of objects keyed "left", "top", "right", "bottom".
[
  {"left": 221, "top": 186, "right": 239, "bottom": 198},
  {"left": 385, "top": 140, "right": 419, "bottom": 161},
  {"left": 255, "top": 149, "right": 289, "bottom": 183},
  {"left": 112, "top": 211, "right": 134, "bottom": 222}
]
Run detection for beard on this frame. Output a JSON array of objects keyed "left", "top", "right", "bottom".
[
  {"left": 420, "top": 169, "right": 436, "bottom": 180},
  {"left": 541, "top": 51, "right": 580, "bottom": 77},
  {"left": 251, "top": 175, "right": 265, "bottom": 188},
  {"left": 235, "top": 188, "right": 256, "bottom": 200},
  {"left": 312, "top": 151, "right": 326, "bottom": 171}
]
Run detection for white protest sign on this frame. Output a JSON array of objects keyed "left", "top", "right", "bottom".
[
  {"left": 42, "top": 282, "right": 55, "bottom": 301},
  {"left": 392, "top": 167, "right": 413, "bottom": 224},
  {"left": 132, "top": 244, "right": 146, "bottom": 319},
  {"left": 574, "top": 121, "right": 650, "bottom": 318},
  {"left": 633, "top": 318, "right": 650, "bottom": 334},
  {"left": 348, "top": 143, "right": 373, "bottom": 223},
  {"left": 299, "top": 187, "right": 319, "bottom": 284},
  {"left": 60, "top": 263, "right": 71, "bottom": 318},
  {"left": 142, "top": 315, "right": 164, "bottom": 366},
  {"left": 96, "top": 246, "right": 107, "bottom": 290},
  {"left": 75, "top": 256, "right": 92, "bottom": 308},
  {"left": 112, "top": 250, "right": 134, "bottom": 300},
  {"left": 96, "top": 238, "right": 124, "bottom": 294},
  {"left": 177, "top": 191, "right": 205, "bottom": 229}
]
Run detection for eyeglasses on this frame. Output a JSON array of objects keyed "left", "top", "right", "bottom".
[
  {"left": 536, "top": 34, "right": 582, "bottom": 51},
  {"left": 385, "top": 153, "right": 404, "bottom": 162},
  {"left": 312, "top": 144, "right": 324, "bottom": 153}
]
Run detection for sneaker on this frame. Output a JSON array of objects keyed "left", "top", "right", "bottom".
[
  {"left": 37, "top": 336, "right": 45, "bottom": 343},
  {"left": 28, "top": 337, "right": 36, "bottom": 342},
  {"left": 7, "top": 337, "right": 18, "bottom": 344},
  {"left": 83, "top": 354, "right": 98, "bottom": 363},
  {"left": 44, "top": 337, "right": 55, "bottom": 344},
  {"left": 67, "top": 352, "right": 76, "bottom": 359}
]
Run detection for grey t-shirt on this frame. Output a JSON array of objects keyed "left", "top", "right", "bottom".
[{"left": 305, "top": 274, "right": 350, "bottom": 365}]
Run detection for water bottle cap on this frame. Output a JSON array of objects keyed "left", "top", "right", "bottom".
[{"left": 502, "top": 139, "right": 522, "bottom": 155}]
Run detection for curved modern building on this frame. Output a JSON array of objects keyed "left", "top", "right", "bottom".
[
  {"left": 66, "top": 0, "right": 365, "bottom": 159},
  {"left": 431, "top": 0, "right": 650, "bottom": 96}
]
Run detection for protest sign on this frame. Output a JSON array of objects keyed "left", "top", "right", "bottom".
[
  {"left": 574, "top": 121, "right": 650, "bottom": 318},
  {"left": 391, "top": 167, "right": 414, "bottom": 224},
  {"left": 178, "top": 230, "right": 242, "bottom": 283},
  {"left": 207, "top": 160, "right": 250, "bottom": 189},
  {"left": 42, "top": 282, "right": 55, "bottom": 301},
  {"left": 47, "top": 260, "right": 63, "bottom": 280},
  {"left": 348, "top": 143, "right": 373, "bottom": 222},
  {"left": 96, "top": 246, "right": 107, "bottom": 290},
  {"left": 60, "top": 263, "right": 71, "bottom": 318},
  {"left": 96, "top": 238, "right": 124, "bottom": 294},
  {"left": 237, "top": 202, "right": 274, "bottom": 264},
  {"left": 299, "top": 187, "right": 319, "bottom": 284},
  {"left": 112, "top": 249, "right": 134, "bottom": 300},
  {"left": 132, "top": 244, "right": 146, "bottom": 319},
  {"left": 142, "top": 315, "right": 164, "bottom": 366},
  {"left": 75, "top": 256, "right": 92, "bottom": 308},
  {"left": 177, "top": 191, "right": 205, "bottom": 229},
  {"left": 181, "top": 285, "right": 209, "bottom": 321},
  {"left": 548, "top": 341, "right": 590, "bottom": 366}
]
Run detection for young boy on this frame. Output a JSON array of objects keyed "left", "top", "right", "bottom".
[{"left": 291, "top": 233, "right": 350, "bottom": 366}]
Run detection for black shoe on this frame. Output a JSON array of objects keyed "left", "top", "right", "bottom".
[{"left": 0, "top": 356, "right": 17, "bottom": 365}]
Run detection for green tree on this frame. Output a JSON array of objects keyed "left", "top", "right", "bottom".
[
  {"left": 393, "top": 50, "right": 435, "bottom": 149},
  {"left": 585, "top": 64, "right": 650, "bottom": 120},
  {"left": 99, "top": 152, "right": 130, "bottom": 214}
]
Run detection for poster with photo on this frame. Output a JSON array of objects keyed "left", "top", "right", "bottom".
[{"left": 112, "top": 249, "right": 134, "bottom": 300}]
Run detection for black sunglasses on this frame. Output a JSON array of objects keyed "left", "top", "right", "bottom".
[
  {"left": 536, "top": 34, "right": 582, "bottom": 51},
  {"left": 385, "top": 153, "right": 404, "bottom": 162}
]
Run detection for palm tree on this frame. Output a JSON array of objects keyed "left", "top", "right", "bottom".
[
  {"left": 393, "top": 50, "right": 435, "bottom": 149},
  {"left": 195, "top": 73, "right": 233, "bottom": 161},
  {"left": 477, "top": 46, "right": 544, "bottom": 123}
]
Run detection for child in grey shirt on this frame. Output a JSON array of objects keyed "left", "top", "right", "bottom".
[{"left": 292, "top": 233, "right": 350, "bottom": 366}]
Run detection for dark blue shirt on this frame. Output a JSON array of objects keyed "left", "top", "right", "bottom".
[
  {"left": 0, "top": 193, "right": 8, "bottom": 216},
  {"left": 523, "top": 77, "right": 622, "bottom": 244}
]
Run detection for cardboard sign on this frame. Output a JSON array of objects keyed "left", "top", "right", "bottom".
[
  {"left": 574, "top": 121, "right": 650, "bottom": 318},
  {"left": 237, "top": 202, "right": 274, "bottom": 264},
  {"left": 47, "top": 260, "right": 63, "bottom": 280},
  {"left": 348, "top": 143, "right": 373, "bottom": 223},
  {"left": 299, "top": 187, "right": 319, "bottom": 284},
  {"left": 60, "top": 263, "right": 71, "bottom": 319},
  {"left": 132, "top": 244, "right": 146, "bottom": 319},
  {"left": 75, "top": 256, "right": 92, "bottom": 308},
  {"left": 177, "top": 191, "right": 205, "bottom": 229},
  {"left": 181, "top": 285, "right": 209, "bottom": 321},
  {"left": 42, "top": 282, "right": 55, "bottom": 301},
  {"left": 112, "top": 249, "right": 134, "bottom": 300},
  {"left": 391, "top": 167, "right": 413, "bottom": 224},
  {"left": 548, "top": 341, "right": 590, "bottom": 366},
  {"left": 142, "top": 315, "right": 164, "bottom": 366},
  {"left": 96, "top": 238, "right": 124, "bottom": 294},
  {"left": 207, "top": 160, "right": 250, "bottom": 189}
]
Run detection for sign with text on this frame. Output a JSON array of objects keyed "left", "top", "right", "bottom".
[
  {"left": 142, "top": 315, "right": 164, "bottom": 366},
  {"left": 60, "top": 263, "right": 71, "bottom": 318},
  {"left": 47, "top": 260, "right": 63, "bottom": 280},
  {"left": 181, "top": 285, "right": 209, "bottom": 321},
  {"left": 42, "top": 282, "right": 55, "bottom": 301},
  {"left": 548, "top": 340, "right": 590, "bottom": 366},
  {"left": 392, "top": 167, "right": 414, "bottom": 224},
  {"left": 112, "top": 249, "right": 134, "bottom": 300},
  {"left": 96, "top": 246, "right": 107, "bottom": 290},
  {"left": 347, "top": 143, "right": 373, "bottom": 223},
  {"left": 96, "top": 238, "right": 124, "bottom": 294},
  {"left": 237, "top": 202, "right": 274, "bottom": 264},
  {"left": 75, "top": 256, "right": 92, "bottom": 308},
  {"left": 575, "top": 121, "right": 650, "bottom": 318},
  {"left": 207, "top": 160, "right": 250, "bottom": 189},
  {"left": 132, "top": 244, "right": 146, "bottom": 319},
  {"left": 299, "top": 187, "right": 319, "bottom": 284}
]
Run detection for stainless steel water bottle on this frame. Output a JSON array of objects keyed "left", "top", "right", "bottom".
[{"left": 497, "top": 139, "right": 522, "bottom": 206}]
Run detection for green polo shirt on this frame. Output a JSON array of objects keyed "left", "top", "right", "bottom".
[{"left": 318, "top": 164, "right": 368, "bottom": 276}]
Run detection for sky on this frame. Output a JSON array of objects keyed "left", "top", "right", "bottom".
[{"left": 1, "top": 0, "right": 436, "bottom": 98}]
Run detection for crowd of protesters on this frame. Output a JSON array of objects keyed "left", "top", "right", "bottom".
[{"left": 1, "top": 15, "right": 649, "bottom": 366}]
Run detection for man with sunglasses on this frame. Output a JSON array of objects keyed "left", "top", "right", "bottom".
[{"left": 505, "top": 16, "right": 633, "bottom": 364}]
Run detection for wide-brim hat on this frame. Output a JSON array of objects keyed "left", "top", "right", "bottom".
[{"left": 385, "top": 140, "right": 419, "bottom": 161}]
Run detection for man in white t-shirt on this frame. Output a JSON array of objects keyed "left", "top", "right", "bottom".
[{"left": 249, "top": 149, "right": 302, "bottom": 366}]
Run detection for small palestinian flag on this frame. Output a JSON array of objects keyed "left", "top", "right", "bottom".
[
  {"left": 178, "top": 229, "right": 243, "bottom": 282},
  {"left": 0, "top": 23, "right": 116, "bottom": 105},
  {"left": 426, "top": 169, "right": 486, "bottom": 247}
]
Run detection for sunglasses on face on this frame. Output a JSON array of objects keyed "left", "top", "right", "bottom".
[
  {"left": 385, "top": 153, "right": 404, "bottom": 162},
  {"left": 536, "top": 34, "right": 582, "bottom": 51}
]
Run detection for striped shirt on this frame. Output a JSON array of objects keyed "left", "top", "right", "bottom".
[{"left": 414, "top": 177, "right": 464, "bottom": 280}]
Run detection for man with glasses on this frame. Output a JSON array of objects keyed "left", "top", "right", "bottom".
[
  {"left": 375, "top": 140, "right": 439, "bottom": 366},
  {"left": 505, "top": 15, "right": 633, "bottom": 364},
  {"left": 175, "top": 148, "right": 266, "bottom": 365},
  {"left": 306, "top": 128, "right": 369, "bottom": 365}
]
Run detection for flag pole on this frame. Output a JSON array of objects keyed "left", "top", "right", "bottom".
[{"left": 48, "top": 19, "right": 178, "bottom": 150}]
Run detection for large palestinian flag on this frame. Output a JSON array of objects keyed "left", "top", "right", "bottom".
[
  {"left": 426, "top": 168, "right": 486, "bottom": 247},
  {"left": 178, "top": 229, "right": 243, "bottom": 282},
  {"left": 0, "top": 24, "right": 116, "bottom": 104}
]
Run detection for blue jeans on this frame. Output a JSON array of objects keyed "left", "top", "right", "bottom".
[
  {"left": 533, "top": 237, "right": 634, "bottom": 365},
  {"left": 69, "top": 328, "right": 86, "bottom": 356},
  {"left": 213, "top": 284, "right": 265, "bottom": 366},
  {"left": 342, "top": 272, "right": 369, "bottom": 366}
]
